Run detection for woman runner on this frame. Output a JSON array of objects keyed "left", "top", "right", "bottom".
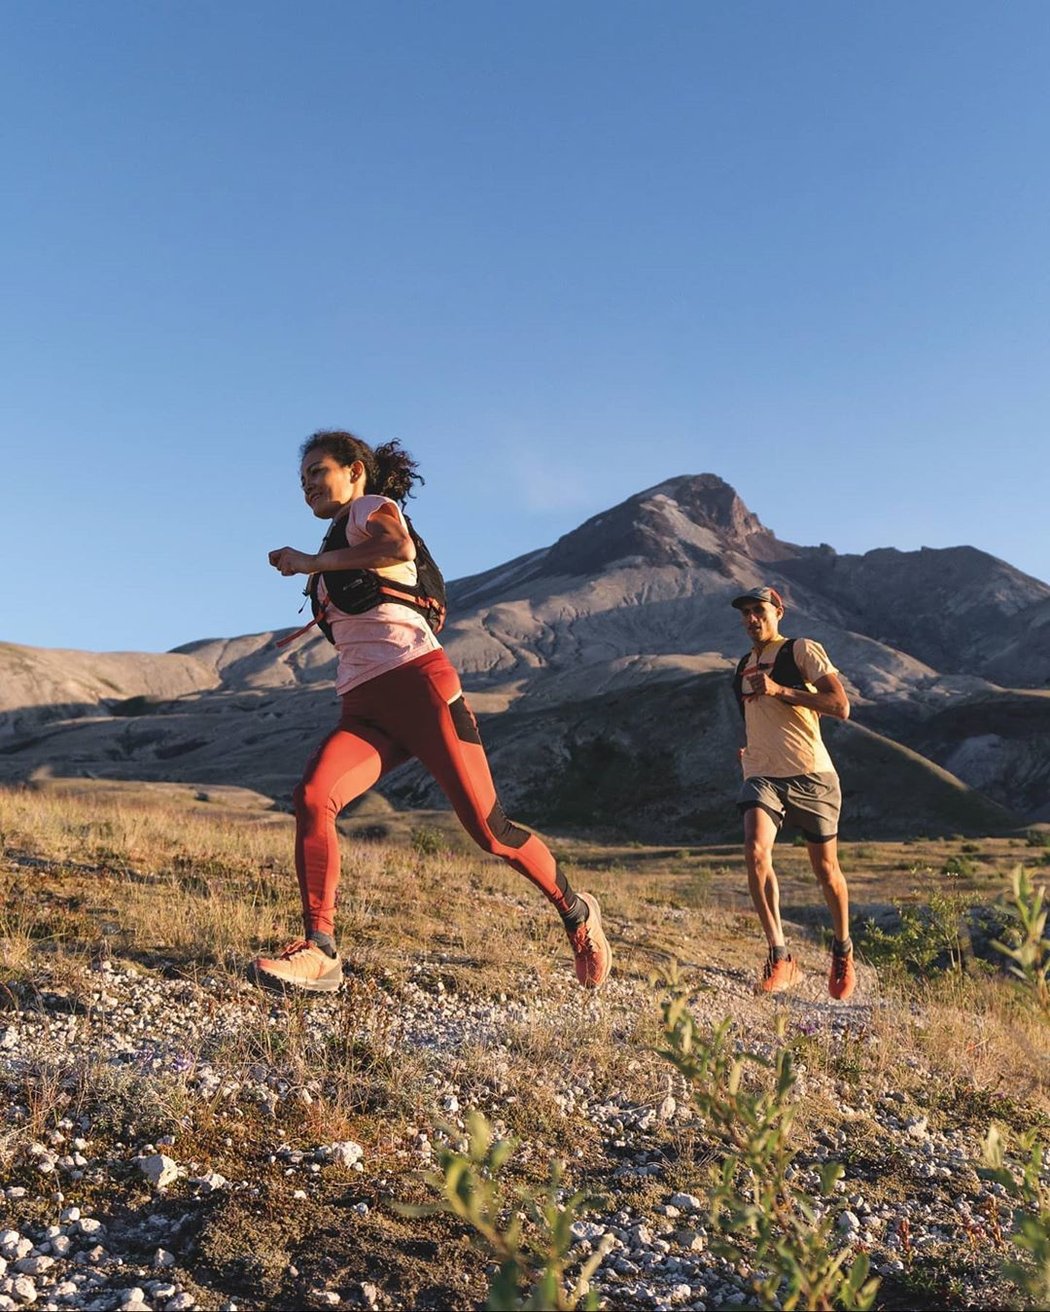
[{"left": 252, "top": 429, "right": 612, "bottom": 992}]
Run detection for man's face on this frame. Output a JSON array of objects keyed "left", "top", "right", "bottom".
[{"left": 738, "top": 600, "right": 782, "bottom": 646}]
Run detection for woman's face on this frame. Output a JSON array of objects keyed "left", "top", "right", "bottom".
[{"left": 300, "top": 449, "right": 364, "bottom": 518}]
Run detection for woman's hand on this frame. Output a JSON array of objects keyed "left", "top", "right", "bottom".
[{"left": 268, "top": 547, "right": 317, "bottom": 577}]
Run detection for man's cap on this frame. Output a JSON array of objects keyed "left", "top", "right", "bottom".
[{"left": 730, "top": 586, "right": 784, "bottom": 611}]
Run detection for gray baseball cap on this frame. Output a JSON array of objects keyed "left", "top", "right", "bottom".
[{"left": 730, "top": 586, "right": 785, "bottom": 611}]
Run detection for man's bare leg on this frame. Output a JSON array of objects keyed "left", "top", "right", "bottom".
[
  {"left": 806, "top": 837, "right": 850, "bottom": 943},
  {"left": 743, "top": 807, "right": 785, "bottom": 948}
]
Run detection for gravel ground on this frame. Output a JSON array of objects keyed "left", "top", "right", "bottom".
[{"left": 0, "top": 947, "right": 1035, "bottom": 1310}]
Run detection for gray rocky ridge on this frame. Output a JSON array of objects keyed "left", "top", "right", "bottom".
[{"left": 2, "top": 475, "right": 1048, "bottom": 836}]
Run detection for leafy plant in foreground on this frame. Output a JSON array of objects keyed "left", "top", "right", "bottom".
[
  {"left": 980, "top": 866, "right": 1050, "bottom": 1308},
  {"left": 658, "top": 972, "right": 878, "bottom": 1311},
  {"left": 401, "top": 1110, "right": 613, "bottom": 1311},
  {"left": 992, "top": 865, "right": 1050, "bottom": 1016}
]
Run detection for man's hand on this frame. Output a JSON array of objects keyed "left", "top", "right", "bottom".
[
  {"left": 745, "top": 670, "right": 783, "bottom": 700},
  {"left": 268, "top": 547, "right": 317, "bottom": 577}
]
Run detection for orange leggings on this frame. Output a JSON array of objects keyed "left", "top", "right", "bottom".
[{"left": 293, "top": 648, "right": 574, "bottom": 937}]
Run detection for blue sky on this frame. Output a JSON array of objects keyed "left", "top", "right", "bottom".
[{"left": 3, "top": 1, "right": 1049, "bottom": 653}]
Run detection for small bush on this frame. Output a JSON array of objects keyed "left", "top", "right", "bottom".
[
  {"left": 658, "top": 972, "right": 879, "bottom": 1310},
  {"left": 403, "top": 1110, "right": 612, "bottom": 1310}
]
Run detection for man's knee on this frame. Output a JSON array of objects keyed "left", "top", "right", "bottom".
[
  {"left": 745, "top": 840, "right": 775, "bottom": 875},
  {"left": 811, "top": 855, "right": 842, "bottom": 886}
]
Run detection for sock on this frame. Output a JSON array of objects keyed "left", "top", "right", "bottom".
[
  {"left": 832, "top": 936, "right": 853, "bottom": 957},
  {"left": 560, "top": 893, "right": 588, "bottom": 931},
  {"left": 308, "top": 930, "right": 338, "bottom": 959},
  {"left": 770, "top": 943, "right": 788, "bottom": 963}
]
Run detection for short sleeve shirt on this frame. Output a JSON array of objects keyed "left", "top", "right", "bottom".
[
  {"left": 740, "top": 637, "right": 839, "bottom": 778},
  {"left": 318, "top": 495, "right": 440, "bottom": 695}
]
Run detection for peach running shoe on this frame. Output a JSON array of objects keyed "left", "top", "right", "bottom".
[
  {"left": 252, "top": 939, "right": 343, "bottom": 993},
  {"left": 828, "top": 948, "right": 857, "bottom": 1001},
  {"left": 567, "top": 892, "right": 612, "bottom": 988},
  {"left": 758, "top": 952, "right": 799, "bottom": 994}
]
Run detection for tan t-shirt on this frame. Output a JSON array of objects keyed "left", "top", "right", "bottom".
[
  {"left": 318, "top": 495, "right": 440, "bottom": 695},
  {"left": 740, "top": 637, "right": 838, "bottom": 778}
]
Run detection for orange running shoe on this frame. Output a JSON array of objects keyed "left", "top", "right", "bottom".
[
  {"left": 828, "top": 948, "right": 856, "bottom": 1001},
  {"left": 567, "top": 892, "right": 612, "bottom": 989},
  {"left": 758, "top": 952, "right": 799, "bottom": 994},
  {"left": 252, "top": 939, "right": 343, "bottom": 993}
]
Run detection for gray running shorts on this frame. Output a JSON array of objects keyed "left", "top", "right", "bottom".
[{"left": 737, "top": 771, "right": 841, "bottom": 842}]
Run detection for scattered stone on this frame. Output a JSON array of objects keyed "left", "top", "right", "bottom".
[{"left": 136, "top": 1154, "right": 179, "bottom": 1189}]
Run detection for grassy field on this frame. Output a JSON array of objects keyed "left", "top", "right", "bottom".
[{"left": 1, "top": 780, "right": 1048, "bottom": 1309}]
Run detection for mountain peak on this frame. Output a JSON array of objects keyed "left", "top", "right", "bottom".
[
  {"left": 542, "top": 473, "right": 782, "bottom": 575},
  {"left": 643, "top": 474, "right": 772, "bottom": 544}
]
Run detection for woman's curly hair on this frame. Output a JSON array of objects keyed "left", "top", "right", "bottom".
[{"left": 299, "top": 429, "right": 423, "bottom": 504}]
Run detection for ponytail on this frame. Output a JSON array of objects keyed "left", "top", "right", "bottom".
[{"left": 300, "top": 430, "right": 424, "bottom": 504}]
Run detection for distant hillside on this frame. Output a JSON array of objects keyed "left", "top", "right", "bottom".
[{"left": 1, "top": 474, "right": 1047, "bottom": 840}]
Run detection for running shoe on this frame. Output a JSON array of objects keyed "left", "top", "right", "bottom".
[
  {"left": 567, "top": 892, "right": 612, "bottom": 989},
  {"left": 251, "top": 939, "right": 343, "bottom": 993},
  {"left": 828, "top": 947, "right": 856, "bottom": 1001},
  {"left": 758, "top": 952, "right": 799, "bottom": 994}
]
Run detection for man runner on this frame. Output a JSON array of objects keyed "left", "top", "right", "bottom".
[{"left": 731, "top": 586, "right": 856, "bottom": 1000}]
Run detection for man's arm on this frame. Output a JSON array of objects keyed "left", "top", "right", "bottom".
[
  {"left": 744, "top": 670, "right": 850, "bottom": 720},
  {"left": 269, "top": 503, "right": 415, "bottom": 577}
]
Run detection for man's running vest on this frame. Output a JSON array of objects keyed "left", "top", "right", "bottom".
[{"left": 732, "top": 638, "right": 807, "bottom": 718}]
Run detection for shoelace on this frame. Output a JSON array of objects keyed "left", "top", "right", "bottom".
[
  {"left": 831, "top": 953, "right": 851, "bottom": 980},
  {"left": 571, "top": 923, "right": 594, "bottom": 952},
  {"left": 277, "top": 939, "right": 313, "bottom": 959}
]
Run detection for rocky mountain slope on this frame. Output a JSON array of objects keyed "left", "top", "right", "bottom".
[{"left": 2, "top": 475, "right": 1047, "bottom": 837}]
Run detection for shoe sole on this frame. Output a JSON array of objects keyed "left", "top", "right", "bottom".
[
  {"left": 578, "top": 893, "right": 612, "bottom": 989},
  {"left": 250, "top": 962, "right": 343, "bottom": 994}
]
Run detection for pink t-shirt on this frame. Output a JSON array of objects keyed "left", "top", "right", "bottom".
[{"left": 317, "top": 495, "right": 441, "bottom": 695}]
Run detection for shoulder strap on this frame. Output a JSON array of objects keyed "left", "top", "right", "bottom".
[{"left": 771, "top": 637, "right": 808, "bottom": 690}]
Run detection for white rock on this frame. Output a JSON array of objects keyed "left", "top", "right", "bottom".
[
  {"left": 11, "top": 1259, "right": 53, "bottom": 1277},
  {"left": 9, "top": 1276, "right": 36, "bottom": 1305},
  {"left": 321, "top": 1142, "right": 364, "bottom": 1169},
  {"left": 194, "top": 1173, "right": 227, "bottom": 1193},
  {"left": 837, "top": 1210, "right": 861, "bottom": 1233},
  {"left": 153, "top": 1249, "right": 176, "bottom": 1268},
  {"left": 164, "top": 1296, "right": 196, "bottom": 1311},
  {"left": 137, "top": 1154, "right": 179, "bottom": 1189}
]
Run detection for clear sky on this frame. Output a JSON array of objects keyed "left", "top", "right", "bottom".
[{"left": 3, "top": 1, "right": 1049, "bottom": 654}]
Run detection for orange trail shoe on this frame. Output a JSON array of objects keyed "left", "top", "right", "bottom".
[
  {"left": 829, "top": 948, "right": 856, "bottom": 1001},
  {"left": 252, "top": 939, "right": 343, "bottom": 993},
  {"left": 567, "top": 892, "right": 612, "bottom": 989},
  {"left": 758, "top": 952, "right": 799, "bottom": 994}
]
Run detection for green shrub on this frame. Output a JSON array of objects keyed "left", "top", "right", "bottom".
[
  {"left": 981, "top": 867, "right": 1050, "bottom": 1308},
  {"left": 403, "top": 1110, "right": 612, "bottom": 1311},
  {"left": 658, "top": 972, "right": 879, "bottom": 1311},
  {"left": 861, "top": 887, "right": 977, "bottom": 976}
]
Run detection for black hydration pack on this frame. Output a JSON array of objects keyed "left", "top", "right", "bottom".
[
  {"left": 309, "top": 511, "right": 447, "bottom": 642},
  {"left": 732, "top": 638, "right": 808, "bottom": 718},
  {"left": 276, "top": 509, "right": 447, "bottom": 650}
]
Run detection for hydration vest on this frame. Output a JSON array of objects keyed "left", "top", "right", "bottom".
[
  {"left": 732, "top": 638, "right": 808, "bottom": 718},
  {"left": 276, "top": 508, "right": 447, "bottom": 649}
]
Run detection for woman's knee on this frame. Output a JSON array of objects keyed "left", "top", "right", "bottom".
[{"left": 294, "top": 777, "right": 335, "bottom": 822}]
